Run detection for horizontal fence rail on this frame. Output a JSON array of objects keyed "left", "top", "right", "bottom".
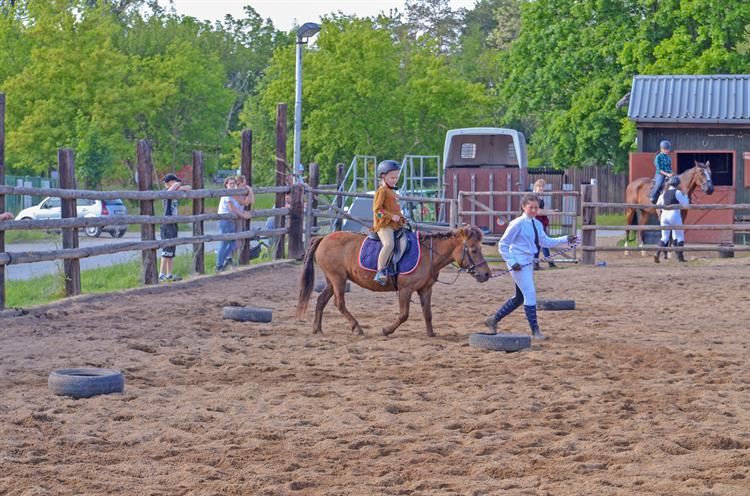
[
  {"left": 0, "top": 185, "right": 290, "bottom": 201},
  {"left": 0, "top": 208, "right": 289, "bottom": 231},
  {"left": 0, "top": 228, "right": 288, "bottom": 266}
]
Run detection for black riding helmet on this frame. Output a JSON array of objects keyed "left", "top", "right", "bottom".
[
  {"left": 377, "top": 160, "right": 400, "bottom": 177},
  {"left": 667, "top": 175, "right": 681, "bottom": 187}
]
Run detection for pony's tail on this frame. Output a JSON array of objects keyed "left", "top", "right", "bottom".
[{"left": 296, "top": 236, "right": 323, "bottom": 319}]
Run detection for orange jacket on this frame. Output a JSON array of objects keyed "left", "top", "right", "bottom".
[{"left": 372, "top": 185, "right": 404, "bottom": 231}]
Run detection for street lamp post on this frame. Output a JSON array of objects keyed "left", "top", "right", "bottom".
[{"left": 293, "top": 22, "right": 321, "bottom": 184}]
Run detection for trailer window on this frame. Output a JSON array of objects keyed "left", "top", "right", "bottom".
[{"left": 460, "top": 143, "right": 476, "bottom": 159}]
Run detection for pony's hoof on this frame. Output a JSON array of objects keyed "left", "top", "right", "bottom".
[
  {"left": 426, "top": 331, "right": 435, "bottom": 337},
  {"left": 381, "top": 328, "right": 394, "bottom": 336},
  {"left": 354, "top": 327, "right": 364, "bottom": 336},
  {"left": 653, "top": 256, "right": 660, "bottom": 264},
  {"left": 624, "top": 250, "right": 630, "bottom": 257}
]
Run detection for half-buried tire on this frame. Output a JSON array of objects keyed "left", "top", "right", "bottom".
[
  {"left": 222, "top": 306, "right": 272, "bottom": 323},
  {"left": 469, "top": 333, "right": 531, "bottom": 352},
  {"left": 314, "top": 281, "right": 351, "bottom": 293},
  {"left": 538, "top": 300, "right": 575, "bottom": 311},
  {"left": 48, "top": 368, "right": 124, "bottom": 398}
]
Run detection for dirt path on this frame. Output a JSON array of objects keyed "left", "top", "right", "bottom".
[{"left": 1, "top": 257, "right": 749, "bottom": 495}]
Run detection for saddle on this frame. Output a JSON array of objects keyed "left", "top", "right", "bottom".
[{"left": 360, "top": 227, "right": 421, "bottom": 276}]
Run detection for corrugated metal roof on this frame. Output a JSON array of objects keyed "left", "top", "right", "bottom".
[{"left": 627, "top": 75, "right": 750, "bottom": 124}]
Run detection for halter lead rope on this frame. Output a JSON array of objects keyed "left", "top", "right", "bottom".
[{"left": 488, "top": 242, "right": 579, "bottom": 279}]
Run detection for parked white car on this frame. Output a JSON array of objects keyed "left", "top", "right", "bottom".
[{"left": 15, "top": 197, "right": 129, "bottom": 238}]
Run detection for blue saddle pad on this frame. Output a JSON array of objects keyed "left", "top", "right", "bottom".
[{"left": 359, "top": 231, "right": 421, "bottom": 275}]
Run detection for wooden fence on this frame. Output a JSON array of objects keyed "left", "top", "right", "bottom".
[
  {"left": 579, "top": 184, "right": 750, "bottom": 264},
  {"left": 0, "top": 100, "right": 303, "bottom": 310}
]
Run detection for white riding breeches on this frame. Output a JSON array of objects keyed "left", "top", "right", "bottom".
[
  {"left": 510, "top": 264, "right": 536, "bottom": 306},
  {"left": 660, "top": 211, "right": 684, "bottom": 243}
]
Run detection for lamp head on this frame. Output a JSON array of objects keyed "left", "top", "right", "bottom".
[{"left": 297, "top": 22, "right": 321, "bottom": 41}]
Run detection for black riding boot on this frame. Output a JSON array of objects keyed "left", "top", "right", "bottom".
[
  {"left": 485, "top": 285, "right": 523, "bottom": 334},
  {"left": 524, "top": 304, "right": 547, "bottom": 340},
  {"left": 654, "top": 240, "right": 666, "bottom": 263},
  {"left": 676, "top": 241, "right": 686, "bottom": 262}
]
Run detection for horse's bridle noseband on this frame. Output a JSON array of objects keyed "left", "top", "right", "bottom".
[{"left": 457, "top": 240, "right": 480, "bottom": 277}]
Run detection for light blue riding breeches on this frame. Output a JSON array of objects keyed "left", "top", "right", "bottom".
[{"left": 510, "top": 264, "right": 536, "bottom": 306}]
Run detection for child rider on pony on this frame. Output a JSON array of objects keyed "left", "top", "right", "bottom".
[{"left": 372, "top": 160, "right": 406, "bottom": 286}]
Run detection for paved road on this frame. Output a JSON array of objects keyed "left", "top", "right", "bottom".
[{"left": 4, "top": 221, "right": 267, "bottom": 281}]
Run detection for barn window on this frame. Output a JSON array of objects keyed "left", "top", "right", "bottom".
[
  {"left": 460, "top": 143, "right": 476, "bottom": 159},
  {"left": 676, "top": 152, "right": 733, "bottom": 187}
]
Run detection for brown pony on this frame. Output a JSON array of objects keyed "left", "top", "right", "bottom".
[
  {"left": 624, "top": 160, "right": 714, "bottom": 253},
  {"left": 296, "top": 225, "right": 491, "bottom": 337}
]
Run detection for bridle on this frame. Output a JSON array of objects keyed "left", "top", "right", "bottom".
[{"left": 425, "top": 236, "right": 482, "bottom": 285}]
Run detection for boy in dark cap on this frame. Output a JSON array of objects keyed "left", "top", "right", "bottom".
[{"left": 159, "top": 173, "right": 191, "bottom": 281}]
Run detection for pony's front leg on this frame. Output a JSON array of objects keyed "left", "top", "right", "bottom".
[
  {"left": 418, "top": 287, "right": 435, "bottom": 337},
  {"left": 383, "top": 289, "right": 412, "bottom": 336},
  {"left": 333, "top": 287, "right": 364, "bottom": 336}
]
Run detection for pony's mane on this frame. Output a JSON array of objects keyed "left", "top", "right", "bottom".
[
  {"left": 419, "top": 231, "right": 454, "bottom": 240},
  {"left": 419, "top": 225, "right": 484, "bottom": 241}
]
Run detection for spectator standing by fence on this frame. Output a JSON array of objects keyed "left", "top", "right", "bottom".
[
  {"left": 159, "top": 173, "right": 191, "bottom": 282},
  {"left": 216, "top": 176, "right": 253, "bottom": 272},
  {"left": 532, "top": 179, "right": 557, "bottom": 270}
]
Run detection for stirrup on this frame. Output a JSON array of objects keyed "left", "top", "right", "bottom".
[{"left": 373, "top": 270, "right": 388, "bottom": 286}]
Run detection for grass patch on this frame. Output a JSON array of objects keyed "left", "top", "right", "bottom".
[
  {"left": 4, "top": 230, "right": 60, "bottom": 244},
  {"left": 5, "top": 242, "right": 274, "bottom": 308},
  {"left": 597, "top": 213, "right": 626, "bottom": 226}
]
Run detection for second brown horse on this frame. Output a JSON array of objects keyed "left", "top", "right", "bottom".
[{"left": 296, "top": 225, "right": 491, "bottom": 336}]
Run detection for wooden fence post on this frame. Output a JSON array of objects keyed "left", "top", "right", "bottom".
[
  {"left": 449, "top": 199, "right": 459, "bottom": 229},
  {"left": 239, "top": 129, "right": 253, "bottom": 265},
  {"left": 58, "top": 148, "right": 81, "bottom": 297},
  {"left": 0, "top": 94, "right": 6, "bottom": 309},
  {"left": 334, "top": 163, "right": 344, "bottom": 231},
  {"left": 192, "top": 151, "right": 205, "bottom": 274},
  {"left": 289, "top": 184, "right": 305, "bottom": 259},
  {"left": 305, "top": 162, "right": 318, "bottom": 244},
  {"left": 137, "top": 140, "right": 158, "bottom": 284},
  {"left": 274, "top": 103, "right": 287, "bottom": 259},
  {"left": 581, "top": 184, "right": 597, "bottom": 265}
]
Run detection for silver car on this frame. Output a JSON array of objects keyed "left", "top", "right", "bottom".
[{"left": 15, "top": 197, "right": 129, "bottom": 238}]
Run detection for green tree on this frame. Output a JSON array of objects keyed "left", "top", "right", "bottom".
[
  {"left": 498, "top": 0, "right": 750, "bottom": 170},
  {"left": 242, "top": 15, "right": 491, "bottom": 184}
]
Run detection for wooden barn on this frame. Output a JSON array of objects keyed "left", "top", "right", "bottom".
[{"left": 627, "top": 74, "right": 750, "bottom": 244}]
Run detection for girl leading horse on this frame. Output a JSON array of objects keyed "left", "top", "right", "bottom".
[{"left": 296, "top": 226, "right": 491, "bottom": 337}]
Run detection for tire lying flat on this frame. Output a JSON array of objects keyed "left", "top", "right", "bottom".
[
  {"left": 538, "top": 299, "right": 576, "bottom": 311},
  {"left": 469, "top": 333, "right": 531, "bottom": 352},
  {"left": 48, "top": 368, "right": 124, "bottom": 399},
  {"left": 222, "top": 306, "right": 273, "bottom": 323},
  {"left": 314, "top": 281, "right": 351, "bottom": 293}
]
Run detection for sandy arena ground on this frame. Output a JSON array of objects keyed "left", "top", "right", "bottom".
[{"left": 1, "top": 252, "right": 749, "bottom": 495}]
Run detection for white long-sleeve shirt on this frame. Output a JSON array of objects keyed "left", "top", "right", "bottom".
[{"left": 499, "top": 213, "right": 569, "bottom": 268}]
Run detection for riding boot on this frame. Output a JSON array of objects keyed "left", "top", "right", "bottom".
[
  {"left": 533, "top": 261, "right": 541, "bottom": 271},
  {"left": 654, "top": 241, "right": 665, "bottom": 263},
  {"left": 485, "top": 287, "right": 523, "bottom": 334},
  {"left": 373, "top": 269, "right": 388, "bottom": 286},
  {"left": 676, "top": 241, "right": 686, "bottom": 262},
  {"left": 524, "top": 304, "right": 547, "bottom": 340},
  {"left": 548, "top": 261, "right": 558, "bottom": 269}
]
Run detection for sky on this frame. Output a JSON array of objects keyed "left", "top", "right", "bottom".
[{"left": 169, "top": 0, "right": 478, "bottom": 31}]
